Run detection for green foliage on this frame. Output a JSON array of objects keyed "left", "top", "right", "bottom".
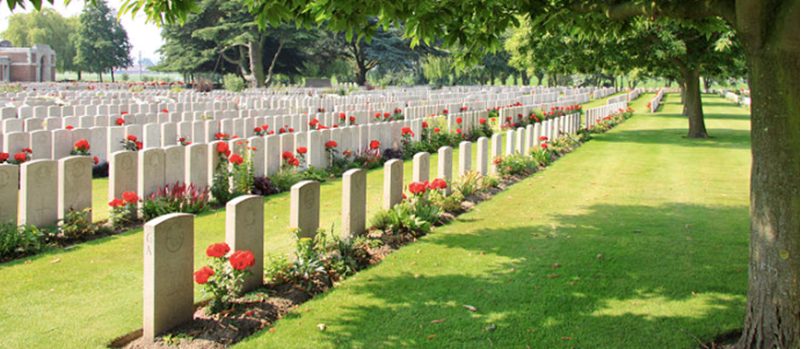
[
  {"left": 429, "top": 190, "right": 464, "bottom": 213},
  {"left": 530, "top": 147, "right": 553, "bottom": 167},
  {"left": 54, "top": 208, "right": 96, "bottom": 242},
  {"left": 452, "top": 171, "right": 482, "bottom": 197},
  {"left": 271, "top": 167, "right": 303, "bottom": 192},
  {"left": 73, "top": 0, "right": 132, "bottom": 78},
  {"left": 371, "top": 198, "right": 442, "bottom": 236},
  {"left": 300, "top": 166, "right": 332, "bottom": 183},
  {"left": 0, "top": 9, "right": 80, "bottom": 73},
  {"left": 481, "top": 175, "right": 500, "bottom": 189},
  {"left": 494, "top": 153, "right": 538, "bottom": 177},
  {"left": 223, "top": 73, "right": 246, "bottom": 92},
  {"left": 0, "top": 223, "right": 43, "bottom": 260}
]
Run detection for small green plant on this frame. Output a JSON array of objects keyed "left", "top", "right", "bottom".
[
  {"left": 162, "top": 333, "right": 192, "bottom": 346},
  {"left": 430, "top": 190, "right": 464, "bottom": 212},
  {"left": 223, "top": 73, "right": 246, "bottom": 92},
  {"left": 481, "top": 175, "right": 500, "bottom": 189},
  {"left": 141, "top": 182, "right": 211, "bottom": 221},
  {"left": 452, "top": 171, "right": 482, "bottom": 197},
  {"left": 54, "top": 208, "right": 96, "bottom": 242},
  {"left": 300, "top": 166, "right": 332, "bottom": 183},
  {"left": 530, "top": 146, "right": 553, "bottom": 167},
  {"left": 170, "top": 85, "right": 185, "bottom": 93},
  {"left": 493, "top": 153, "right": 538, "bottom": 177},
  {"left": 264, "top": 253, "right": 292, "bottom": 284},
  {"left": 288, "top": 228, "right": 326, "bottom": 290},
  {"left": 0, "top": 223, "right": 42, "bottom": 260},
  {"left": 271, "top": 167, "right": 303, "bottom": 192}
]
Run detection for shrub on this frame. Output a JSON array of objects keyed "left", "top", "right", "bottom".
[
  {"left": 0, "top": 223, "right": 42, "bottom": 259},
  {"left": 314, "top": 228, "right": 375, "bottom": 279},
  {"left": 92, "top": 161, "right": 109, "bottom": 178},
  {"left": 481, "top": 175, "right": 500, "bottom": 189},
  {"left": 271, "top": 167, "right": 303, "bottom": 192},
  {"left": 494, "top": 153, "right": 538, "bottom": 177},
  {"left": 382, "top": 147, "right": 403, "bottom": 161},
  {"left": 430, "top": 190, "right": 464, "bottom": 212},
  {"left": 353, "top": 147, "right": 382, "bottom": 169},
  {"left": 530, "top": 147, "right": 553, "bottom": 167},
  {"left": 141, "top": 182, "right": 211, "bottom": 221},
  {"left": 300, "top": 166, "right": 332, "bottom": 183},
  {"left": 452, "top": 171, "right": 482, "bottom": 197},
  {"left": 194, "top": 79, "right": 213, "bottom": 93},
  {"left": 223, "top": 73, "right": 246, "bottom": 92},
  {"left": 252, "top": 176, "right": 280, "bottom": 196},
  {"left": 53, "top": 208, "right": 96, "bottom": 242}
]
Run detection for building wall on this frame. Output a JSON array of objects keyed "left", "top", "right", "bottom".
[{"left": 0, "top": 44, "right": 56, "bottom": 82}]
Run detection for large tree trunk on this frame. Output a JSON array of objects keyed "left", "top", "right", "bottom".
[
  {"left": 98, "top": 72, "right": 103, "bottom": 82},
  {"left": 110, "top": 69, "right": 115, "bottom": 83},
  {"left": 248, "top": 40, "right": 265, "bottom": 88},
  {"left": 521, "top": 70, "right": 529, "bottom": 85},
  {"left": 737, "top": 7, "right": 799, "bottom": 349},
  {"left": 681, "top": 68, "right": 709, "bottom": 138},
  {"left": 535, "top": 72, "right": 544, "bottom": 86},
  {"left": 264, "top": 38, "right": 284, "bottom": 87},
  {"left": 77, "top": 70, "right": 82, "bottom": 81}
]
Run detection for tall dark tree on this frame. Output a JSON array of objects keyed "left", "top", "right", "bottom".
[{"left": 73, "top": 0, "right": 131, "bottom": 82}]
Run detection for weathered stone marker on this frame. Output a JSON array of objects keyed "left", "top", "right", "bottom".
[
  {"left": 57, "top": 156, "right": 93, "bottom": 221},
  {"left": 459, "top": 141, "right": 472, "bottom": 176},
  {"left": 383, "top": 159, "right": 403, "bottom": 210},
  {"left": 225, "top": 195, "right": 264, "bottom": 292},
  {"left": 143, "top": 213, "right": 194, "bottom": 343},
  {"left": 138, "top": 148, "right": 166, "bottom": 199},
  {"left": 342, "top": 168, "right": 367, "bottom": 238},
  {"left": 490, "top": 133, "right": 503, "bottom": 175},
  {"left": 0, "top": 164, "right": 19, "bottom": 225},
  {"left": 437, "top": 146, "right": 453, "bottom": 195},
  {"left": 290, "top": 180, "right": 320, "bottom": 239},
  {"left": 20, "top": 160, "right": 58, "bottom": 227},
  {"left": 413, "top": 152, "right": 429, "bottom": 182},
  {"left": 476, "top": 137, "right": 489, "bottom": 176},
  {"left": 109, "top": 151, "right": 138, "bottom": 202},
  {"left": 505, "top": 129, "right": 515, "bottom": 155}
]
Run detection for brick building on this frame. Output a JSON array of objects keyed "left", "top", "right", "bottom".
[{"left": 0, "top": 43, "right": 56, "bottom": 82}]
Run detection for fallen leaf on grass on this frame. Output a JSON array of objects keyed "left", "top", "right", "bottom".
[
  {"left": 596, "top": 254, "right": 604, "bottom": 259},
  {"left": 547, "top": 274, "right": 560, "bottom": 278},
  {"left": 426, "top": 334, "right": 437, "bottom": 339},
  {"left": 317, "top": 323, "right": 326, "bottom": 331},
  {"left": 484, "top": 324, "right": 497, "bottom": 332},
  {"left": 431, "top": 319, "right": 446, "bottom": 324},
  {"left": 561, "top": 337, "right": 573, "bottom": 340},
  {"left": 463, "top": 305, "right": 478, "bottom": 312},
  {"left": 552, "top": 263, "right": 560, "bottom": 269},
  {"left": 51, "top": 258, "right": 60, "bottom": 264}
]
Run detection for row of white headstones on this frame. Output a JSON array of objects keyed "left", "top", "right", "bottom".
[
  {"left": 0, "top": 110, "right": 584, "bottom": 229},
  {"left": 140, "top": 111, "right": 586, "bottom": 342}
]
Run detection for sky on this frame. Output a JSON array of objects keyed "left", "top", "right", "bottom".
[{"left": 0, "top": 0, "right": 164, "bottom": 63}]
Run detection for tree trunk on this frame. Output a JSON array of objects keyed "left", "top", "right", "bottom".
[
  {"left": 264, "top": 39, "right": 285, "bottom": 87},
  {"left": 521, "top": 70, "right": 529, "bottom": 85},
  {"left": 111, "top": 69, "right": 115, "bottom": 83},
  {"left": 98, "top": 72, "right": 103, "bottom": 82},
  {"left": 737, "top": 18, "right": 799, "bottom": 349},
  {"left": 536, "top": 72, "right": 544, "bottom": 86},
  {"left": 489, "top": 71, "right": 495, "bottom": 85},
  {"left": 682, "top": 68, "right": 709, "bottom": 138},
  {"left": 248, "top": 40, "right": 265, "bottom": 88},
  {"left": 77, "top": 71, "right": 82, "bottom": 81}
]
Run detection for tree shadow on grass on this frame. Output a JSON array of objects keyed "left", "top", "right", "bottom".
[
  {"left": 268, "top": 202, "right": 749, "bottom": 348},
  {"left": 595, "top": 128, "right": 751, "bottom": 150}
]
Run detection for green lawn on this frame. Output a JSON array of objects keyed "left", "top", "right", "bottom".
[
  {"left": 235, "top": 93, "right": 751, "bottom": 348},
  {"left": 0, "top": 92, "right": 750, "bottom": 349}
]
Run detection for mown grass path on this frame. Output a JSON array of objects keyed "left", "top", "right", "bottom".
[{"left": 235, "top": 94, "right": 751, "bottom": 348}]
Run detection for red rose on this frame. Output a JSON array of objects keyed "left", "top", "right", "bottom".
[
  {"left": 254, "top": 127, "right": 262, "bottom": 133},
  {"left": 370, "top": 140, "right": 380, "bottom": 149},
  {"left": 493, "top": 157, "right": 503, "bottom": 165},
  {"left": 66, "top": 125, "right": 74, "bottom": 130},
  {"left": 74, "top": 139, "right": 90, "bottom": 151},
  {"left": 339, "top": 112, "right": 346, "bottom": 120},
  {"left": 383, "top": 112, "right": 390, "bottom": 118},
  {"left": 422, "top": 122, "right": 429, "bottom": 129},
  {"left": 349, "top": 116, "right": 355, "bottom": 122},
  {"left": 456, "top": 117, "right": 462, "bottom": 125},
  {"left": 108, "top": 198, "right": 125, "bottom": 207},
  {"left": 122, "top": 191, "right": 138, "bottom": 204},
  {"left": 297, "top": 146, "right": 307, "bottom": 154},
  {"left": 374, "top": 113, "right": 381, "bottom": 119},
  {"left": 127, "top": 135, "right": 137, "bottom": 142},
  {"left": 161, "top": 109, "right": 169, "bottom": 113},
  {"left": 518, "top": 113, "right": 523, "bottom": 118},
  {"left": 14, "top": 153, "right": 26, "bottom": 163},
  {"left": 194, "top": 266, "right": 214, "bottom": 284},
  {"left": 479, "top": 118, "right": 487, "bottom": 125},
  {"left": 539, "top": 136, "right": 548, "bottom": 141},
  {"left": 401, "top": 126, "right": 413, "bottom": 135},
  {"left": 22, "top": 148, "right": 32, "bottom": 153},
  {"left": 456, "top": 129, "right": 462, "bottom": 134},
  {"left": 121, "top": 111, "right": 129, "bottom": 115},
  {"left": 288, "top": 128, "right": 295, "bottom": 133},
  {"left": 229, "top": 153, "right": 244, "bottom": 165},
  {"left": 136, "top": 141, "right": 143, "bottom": 150},
  {"left": 443, "top": 109, "right": 449, "bottom": 114},
  {"left": 429, "top": 178, "right": 447, "bottom": 190},
  {"left": 0, "top": 153, "right": 9, "bottom": 163},
  {"left": 116, "top": 118, "right": 125, "bottom": 126},
  {"left": 325, "top": 141, "right": 338, "bottom": 148},
  {"left": 93, "top": 156, "right": 99, "bottom": 165},
  {"left": 217, "top": 142, "right": 229, "bottom": 154},
  {"left": 541, "top": 143, "right": 549, "bottom": 149},
  {"left": 262, "top": 124, "right": 270, "bottom": 130},
  {"left": 206, "top": 242, "right": 231, "bottom": 258},
  {"left": 409, "top": 181, "right": 428, "bottom": 195},
  {"left": 433, "top": 128, "right": 441, "bottom": 133},
  {"left": 282, "top": 151, "right": 294, "bottom": 160},
  {"left": 279, "top": 128, "right": 286, "bottom": 134},
  {"left": 506, "top": 117, "right": 512, "bottom": 121},
  {"left": 289, "top": 157, "right": 300, "bottom": 167},
  {"left": 229, "top": 250, "right": 255, "bottom": 270}
]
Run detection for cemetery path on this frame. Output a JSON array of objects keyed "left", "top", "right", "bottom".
[
  {"left": 0, "top": 92, "right": 747, "bottom": 348},
  {"left": 234, "top": 94, "right": 752, "bottom": 348}
]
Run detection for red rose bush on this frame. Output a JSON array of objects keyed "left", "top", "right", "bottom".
[{"left": 195, "top": 241, "right": 256, "bottom": 314}]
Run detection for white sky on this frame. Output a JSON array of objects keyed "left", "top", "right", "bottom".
[{"left": 0, "top": 0, "right": 164, "bottom": 62}]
